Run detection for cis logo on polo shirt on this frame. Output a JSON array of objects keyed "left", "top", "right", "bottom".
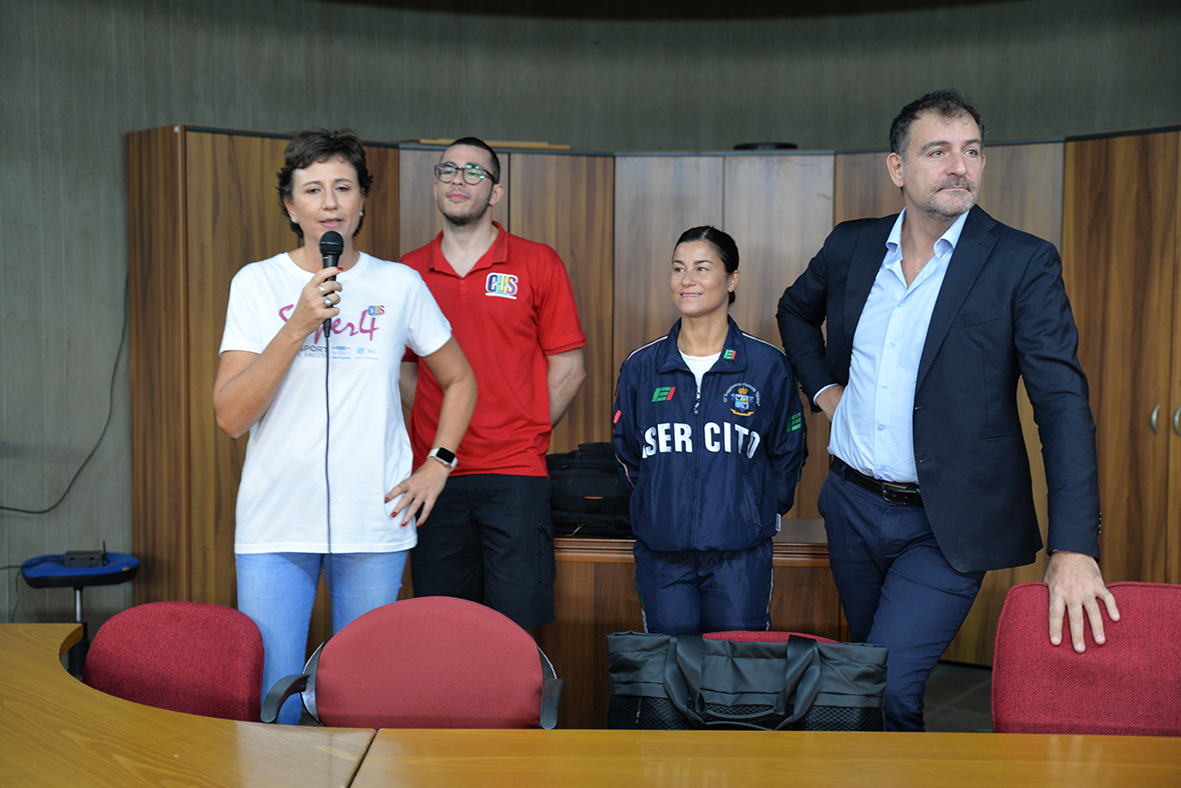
[
  {"left": 485, "top": 273, "right": 518, "bottom": 299},
  {"left": 651, "top": 386, "right": 676, "bottom": 402}
]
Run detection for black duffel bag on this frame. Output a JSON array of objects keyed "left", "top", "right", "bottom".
[
  {"left": 547, "top": 442, "right": 632, "bottom": 537},
  {"left": 607, "top": 630, "right": 887, "bottom": 731}
]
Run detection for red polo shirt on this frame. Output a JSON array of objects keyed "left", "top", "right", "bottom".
[{"left": 402, "top": 223, "right": 586, "bottom": 476}]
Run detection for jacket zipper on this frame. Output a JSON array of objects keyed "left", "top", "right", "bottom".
[{"left": 691, "top": 377, "right": 705, "bottom": 545}]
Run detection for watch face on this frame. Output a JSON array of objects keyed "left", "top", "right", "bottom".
[{"left": 432, "top": 447, "right": 457, "bottom": 467}]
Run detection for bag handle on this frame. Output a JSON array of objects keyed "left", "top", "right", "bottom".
[
  {"left": 664, "top": 634, "right": 823, "bottom": 730},
  {"left": 663, "top": 635, "right": 708, "bottom": 727}
]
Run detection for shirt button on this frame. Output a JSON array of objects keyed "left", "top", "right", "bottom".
[{"left": 877, "top": 425, "right": 885, "bottom": 431}]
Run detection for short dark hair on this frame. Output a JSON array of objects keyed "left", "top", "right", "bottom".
[
  {"left": 442, "top": 136, "right": 501, "bottom": 184},
  {"left": 675, "top": 226, "right": 740, "bottom": 306},
  {"left": 277, "top": 129, "right": 373, "bottom": 238},
  {"left": 889, "top": 89, "right": 984, "bottom": 158}
]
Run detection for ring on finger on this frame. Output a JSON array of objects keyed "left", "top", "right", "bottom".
[
  {"left": 323, "top": 295, "right": 333, "bottom": 308},
  {"left": 318, "top": 284, "right": 326, "bottom": 295}
]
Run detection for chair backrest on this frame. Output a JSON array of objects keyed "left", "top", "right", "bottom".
[
  {"left": 992, "top": 581, "right": 1181, "bottom": 736},
  {"left": 310, "top": 596, "right": 555, "bottom": 729},
  {"left": 82, "top": 601, "right": 265, "bottom": 722}
]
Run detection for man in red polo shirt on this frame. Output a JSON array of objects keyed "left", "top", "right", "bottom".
[{"left": 400, "top": 137, "right": 587, "bottom": 630}]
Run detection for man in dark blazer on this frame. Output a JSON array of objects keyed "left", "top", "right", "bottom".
[{"left": 777, "top": 89, "right": 1119, "bottom": 731}]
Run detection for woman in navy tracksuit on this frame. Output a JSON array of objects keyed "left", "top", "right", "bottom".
[{"left": 613, "top": 226, "right": 807, "bottom": 635}]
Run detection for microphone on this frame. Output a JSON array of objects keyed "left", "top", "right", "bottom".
[{"left": 319, "top": 231, "right": 344, "bottom": 333}]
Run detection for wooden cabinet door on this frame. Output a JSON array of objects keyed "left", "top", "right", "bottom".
[
  {"left": 723, "top": 153, "right": 835, "bottom": 518},
  {"left": 1171, "top": 134, "right": 1181, "bottom": 585},
  {"left": 1063, "top": 131, "right": 1179, "bottom": 586},
  {"left": 509, "top": 153, "right": 615, "bottom": 451},
  {"left": 129, "top": 127, "right": 293, "bottom": 606}
]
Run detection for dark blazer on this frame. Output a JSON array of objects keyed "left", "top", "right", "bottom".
[{"left": 777, "top": 206, "right": 1100, "bottom": 573}]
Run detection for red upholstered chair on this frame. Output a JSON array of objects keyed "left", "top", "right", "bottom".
[
  {"left": 81, "top": 601, "right": 265, "bottom": 722},
  {"left": 263, "top": 596, "right": 562, "bottom": 728},
  {"left": 991, "top": 581, "right": 1181, "bottom": 736}
]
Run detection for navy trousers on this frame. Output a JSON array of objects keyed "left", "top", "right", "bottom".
[
  {"left": 633, "top": 539, "right": 774, "bottom": 636},
  {"left": 818, "top": 469, "right": 985, "bottom": 731}
]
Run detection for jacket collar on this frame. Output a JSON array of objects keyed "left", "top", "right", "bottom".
[
  {"left": 656, "top": 316, "right": 749, "bottom": 375},
  {"left": 839, "top": 205, "right": 999, "bottom": 390},
  {"left": 916, "top": 206, "right": 999, "bottom": 391}
]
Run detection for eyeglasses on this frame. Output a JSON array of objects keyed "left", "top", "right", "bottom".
[{"left": 434, "top": 162, "right": 497, "bottom": 185}]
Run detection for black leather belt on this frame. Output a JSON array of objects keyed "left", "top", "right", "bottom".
[{"left": 830, "top": 457, "right": 924, "bottom": 506}]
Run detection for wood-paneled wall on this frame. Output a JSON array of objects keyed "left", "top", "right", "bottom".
[
  {"left": 1173, "top": 136, "right": 1181, "bottom": 586},
  {"left": 723, "top": 154, "right": 835, "bottom": 518},
  {"left": 1063, "top": 131, "right": 1181, "bottom": 585},
  {"left": 612, "top": 156, "right": 725, "bottom": 366},
  {"left": 130, "top": 126, "right": 1181, "bottom": 677},
  {"left": 510, "top": 154, "right": 616, "bottom": 450},
  {"left": 128, "top": 126, "right": 192, "bottom": 604},
  {"left": 183, "top": 132, "right": 294, "bottom": 605}
]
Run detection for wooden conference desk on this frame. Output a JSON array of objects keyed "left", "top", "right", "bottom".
[
  {"left": 0, "top": 623, "right": 373, "bottom": 787},
  {"left": 7, "top": 626, "right": 1181, "bottom": 788},
  {"left": 353, "top": 728, "right": 1181, "bottom": 788}
]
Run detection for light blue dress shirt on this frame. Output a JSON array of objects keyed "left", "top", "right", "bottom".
[{"left": 826, "top": 209, "right": 969, "bottom": 483}]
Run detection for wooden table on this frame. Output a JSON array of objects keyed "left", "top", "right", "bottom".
[
  {"left": 351, "top": 728, "right": 1181, "bottom": 788},
  {"left": 6, "top": 624, "right": 1180, "bottom": 787},
  {"left": 0, "top": 624, "right": 374, "bottom": 787}
]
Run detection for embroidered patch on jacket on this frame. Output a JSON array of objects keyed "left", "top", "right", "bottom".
[
  {"left": 723, "top": 349, "right": 736, "bottom": 360},
  {"left": 788, "top": 412, "right": 803, "bottom": 432},
  {"left": 724, "top": 382, "right": 760, "bottom": 416},
  {"left": 651, "top": 386, "right": 676, "bottom": 402},
  {"left": 485, "top": 272, "right": 519, "bottom": 299}
]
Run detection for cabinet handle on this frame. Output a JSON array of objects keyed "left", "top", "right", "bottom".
[
  {"left": 1174, "top": 406, "right": 1180, "bottom": 436},
  {"left": 1151, "top": 404, "right": 1160, "bottom": 434}
]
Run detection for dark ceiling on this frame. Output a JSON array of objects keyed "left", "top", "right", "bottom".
[{"left": 327, "top": 0, "right": 1008, "bottom": 21}]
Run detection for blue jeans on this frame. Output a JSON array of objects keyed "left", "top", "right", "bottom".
[
  {"left": 819, "top": 470, "right": 984, "bottom": 731},
  {"left": 236, "top": 551, "right": 408, "bottom": 724}
]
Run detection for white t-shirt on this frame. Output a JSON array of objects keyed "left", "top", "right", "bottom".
[
  {"left": 220, "top": 252, "right": 451, "bottom": 554},
  {"left": 681, "top": 350, "right": 721, "bottom": 389}
]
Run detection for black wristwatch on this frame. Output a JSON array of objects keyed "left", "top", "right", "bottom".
[{"left": 428, "top": 447, "right": 458, "bottom": 470}]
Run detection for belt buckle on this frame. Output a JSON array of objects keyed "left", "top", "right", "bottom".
[{"left": 880, "top": 484, "right": 917, "bottom": 505}]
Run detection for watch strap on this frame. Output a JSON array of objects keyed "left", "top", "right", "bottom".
[{"left": 428, "top": 447, "right": 458, "bottom": 470}]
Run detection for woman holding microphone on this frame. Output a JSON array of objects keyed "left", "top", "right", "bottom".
[{"left": 214, "top": 129, "right": 475, "bottom": 723}]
